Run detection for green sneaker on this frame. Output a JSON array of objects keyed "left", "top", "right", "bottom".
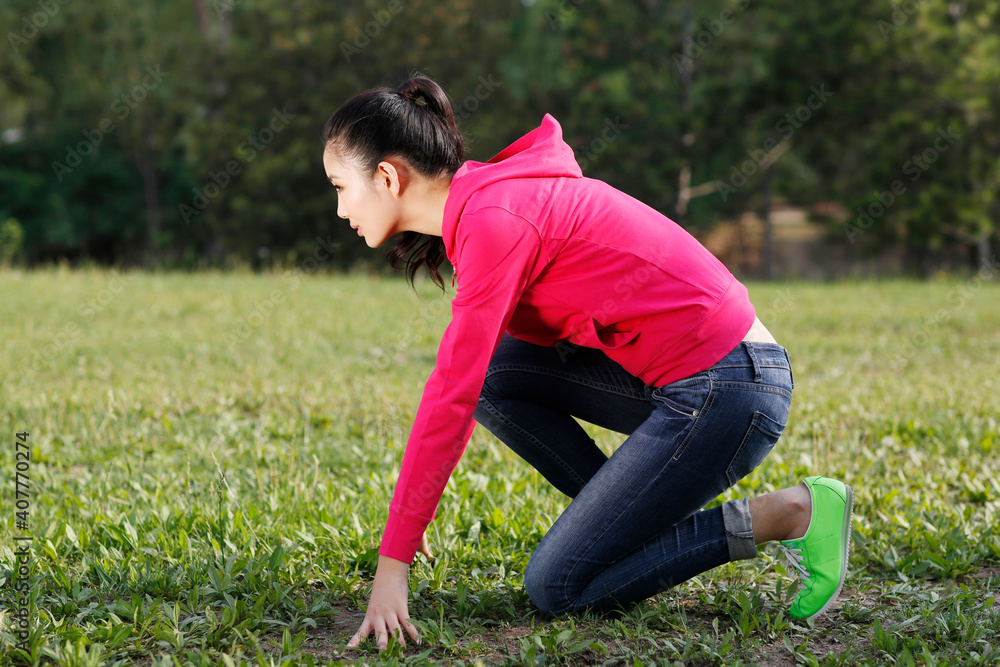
[{"left": 778, "top": 476, "right": 853, "bottom": 620}]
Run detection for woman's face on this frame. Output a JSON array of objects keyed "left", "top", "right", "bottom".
[{"left": 323, "top": 148, "right": 401, "bottom": 248}]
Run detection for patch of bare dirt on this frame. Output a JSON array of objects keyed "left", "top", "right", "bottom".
[
  {"left": 972, "top": 566, "right": 1000, "bottom": 579},
  {"left": 755, "top": 628, "right": 850, "bottom": 667},
  {"left": 247, "top": 599, "right": 366, "bottom": 663},
  {"left": 472, "top": 624, "right": 534, "bottom": 664}
]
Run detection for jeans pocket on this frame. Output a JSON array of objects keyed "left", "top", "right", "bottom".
[
  {"left": 725, "top": 411, "right": 786, "bottom": 486},
  {"left": 650, "top": 373, "right": 710, "bottom": 418}
]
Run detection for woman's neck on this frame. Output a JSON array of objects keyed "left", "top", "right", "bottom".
[{"left": 400, "top": 176, "right": 451, "bottom": 237}]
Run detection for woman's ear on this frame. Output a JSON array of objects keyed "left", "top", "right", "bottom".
[{"left": 375, "top": 159, "right": 405, "bottom": 198}]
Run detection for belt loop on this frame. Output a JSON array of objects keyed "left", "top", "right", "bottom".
[{"left": 744, "top": 341, "right": 762, "bottom": 382}]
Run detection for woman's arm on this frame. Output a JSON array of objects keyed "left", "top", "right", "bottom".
[
  {"left": 379, "top": 208, "right": 545, "bottom": 564},
  {"left": 346, "top": 208, "right": 543, "bottom": 651}
]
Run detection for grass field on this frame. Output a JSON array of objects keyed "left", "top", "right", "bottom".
[{"left": 1, "top": 268, "right": 999, "bottom": 666}]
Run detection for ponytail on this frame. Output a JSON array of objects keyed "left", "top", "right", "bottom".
[{"left": 321, "top": 73, "right": 464, "bottom": 291}]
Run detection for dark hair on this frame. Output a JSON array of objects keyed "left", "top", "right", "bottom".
[{"left": 321, "top": 74, "right": 464, "bottom": 290}]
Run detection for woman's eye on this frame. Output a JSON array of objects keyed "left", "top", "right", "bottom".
[{"left": 333, "top": 185, "right": 342, "bottom": 193}]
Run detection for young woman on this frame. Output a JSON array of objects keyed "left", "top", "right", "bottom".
[{"left": 326, "top": 75, "right": 853, "bottom": 652}]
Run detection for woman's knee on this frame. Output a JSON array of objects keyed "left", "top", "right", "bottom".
[
  {"left": 479, "top": 367, "right": 506, "bottom": 402},
  {"left": 479, "top": 365, "right": 531, "bottom": 408},
  {"left": 523, "top": 549, "right": 573, "bottom": 615},
  {"left": 475, "top": 368, "right": 511, "bottom": 425}
]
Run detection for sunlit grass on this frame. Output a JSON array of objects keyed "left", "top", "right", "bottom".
[{"left": 1, "top": 268, "right": 998, "bottom": 665}]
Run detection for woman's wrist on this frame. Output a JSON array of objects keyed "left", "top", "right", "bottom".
[{"left": 375, "top": 554, "right": 411, "bottom": 578}]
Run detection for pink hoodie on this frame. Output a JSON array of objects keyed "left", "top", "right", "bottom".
[{"left": 378, "top": 114, "right": 756, "bottom": 563}]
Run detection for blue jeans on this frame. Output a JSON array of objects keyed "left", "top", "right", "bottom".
[{"left": 473, "top": 334, "right": 794, "bottom": 614}]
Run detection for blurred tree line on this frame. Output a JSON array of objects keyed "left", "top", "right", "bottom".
[{"left": 0, "top": 0, "right": 996, "bottom": 275}]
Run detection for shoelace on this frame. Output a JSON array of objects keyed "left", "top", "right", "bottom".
[{"left": 767, "top": 542, "right": 811, "bottom": 582}]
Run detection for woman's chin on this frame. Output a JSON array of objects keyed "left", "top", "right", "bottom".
[{"left": 365, "top": 230, "right": 399, "bottom": 249}]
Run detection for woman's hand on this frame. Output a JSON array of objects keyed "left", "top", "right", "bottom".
[{"left": 346, "top": 543, "right": 430, "bottom": 652}]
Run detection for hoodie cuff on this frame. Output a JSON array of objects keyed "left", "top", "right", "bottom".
[{"left": 378, "top": 508, "right": 430, "bottom": 565}]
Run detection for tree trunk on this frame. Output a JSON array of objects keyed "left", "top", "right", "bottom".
[
  {"left": 140, "top": 131, "right": 161, "bottom": 264},
  {"left": 978, "top": 229, "right": 991, "bottom": 271},
  {"left": 759, "top": 169, "right": 773, "bottom": 280},
  {"left": 675, "top": 0, "right": 693, "bottom": 224}
]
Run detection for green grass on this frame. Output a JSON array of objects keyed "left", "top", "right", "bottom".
[{"left": 1, "top": 267, "right": 999, "bottom": 666}]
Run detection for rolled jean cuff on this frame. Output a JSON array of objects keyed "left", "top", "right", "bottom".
[{"left": 722, "top": 498, "right": 757, "bottom": 561}]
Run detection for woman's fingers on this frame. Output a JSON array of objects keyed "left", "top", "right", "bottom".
[
  {"left": 345, "top": 618, "right": 368, "bottom": 648},
  {"left": 402, "top": 617, "right": 422, "bottom": 645},
  {"left": 346, "top": 617, "right": 382, "bottom": 649},
  {"left": 347, "top": 614, "right": 376, "bottom": 648},
  {"left": 419, "top": 532, "right": 434, "bottom": 559},
  {"left": 346, "top": 616, "right": 420, "bottom": 651},
  {"left": 384, "top": 620, "right": 423, "bottom": 648},
  {"left": 385, "top": 623, "right": 403, "bottom": 649},
  {"left": 375, "top": 621, "right": 413, "bottom": 650}
]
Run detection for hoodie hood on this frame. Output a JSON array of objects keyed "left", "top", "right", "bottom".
[{"left": 442, "top": 114, "right": 582, "bottom": 259}]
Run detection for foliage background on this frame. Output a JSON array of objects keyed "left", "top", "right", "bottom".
[{"left": 1, "top": 0, "right": 998, "bottom": 276}]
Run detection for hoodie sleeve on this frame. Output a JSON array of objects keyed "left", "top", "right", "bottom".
[{"left": 378, "top": 207, "right": 544, "bottom": 564}]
